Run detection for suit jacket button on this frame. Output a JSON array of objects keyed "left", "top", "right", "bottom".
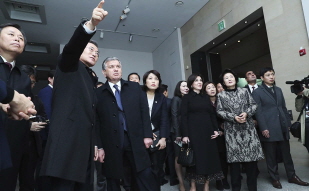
[
  {"left": 113, "top": 114, "right": 116, "bottom": 117},
  {"left": 91, "top": 124, "right": 94, "bottom": 127}
]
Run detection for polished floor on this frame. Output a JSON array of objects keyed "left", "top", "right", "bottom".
[
  {"left": 160, "top": 136, "right": 309, "bottom": 191},
  {"left": 15, "top": 136, "right": 309, "bottom": 191}
]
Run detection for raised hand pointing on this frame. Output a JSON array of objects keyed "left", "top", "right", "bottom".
[{"left": 86, "top": 0, "right": 108, "bottom": 30}]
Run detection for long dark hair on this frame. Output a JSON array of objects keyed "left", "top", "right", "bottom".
[
  {"left": 142, "top": 70, "right": 162, "bottom": 92},
  {"left": 187, "top": 74, "right": 203, "bottom": 92},
  {"left": 174, "top": 80, "right": 186, "bottom": 98}
]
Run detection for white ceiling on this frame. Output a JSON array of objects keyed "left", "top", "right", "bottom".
[{"left": 0, "top": 0, "right": 209, "bottom": 70}]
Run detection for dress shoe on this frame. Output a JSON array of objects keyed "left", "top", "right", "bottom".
[
  {"left": 160, "top": 178, "right": 168, "bottom": 186},
  {"left": 170, "top": 179, "right": 179, "bottom": 186},
  {"left": 271, "top": 180, "right": 282, "bottom": 189},
  {"left": 216, "top": 180, "right": 224, "bottom": 190},
  {"left": 288, "top": 175, "right": 309, "bottom": 186}
]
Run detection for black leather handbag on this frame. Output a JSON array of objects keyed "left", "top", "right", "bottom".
[
  {"left": 150, "top": 130, "right": 160, "bottom": 152},
  {"left": 177, "top": 143, "right": 195, "bottom": 167},
  {"left": 290, "top": 98, "right": 309, "bottom": 138}
]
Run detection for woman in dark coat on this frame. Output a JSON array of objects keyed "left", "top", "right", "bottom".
[
  {"left": 142, "top": 70, "right": 168, "bottom": 190},
  {"left": 181, "top": 74, "right": 223, "bottom": 191},
  {"left": 203, "top": 81, "right": 230, "bottom": 190},
  {"left": 171, "top": 80, "right": 189, "bottom": 191}
]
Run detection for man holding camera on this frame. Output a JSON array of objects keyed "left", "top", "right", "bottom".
[
  {"left": 295, "top": 86, "right": 309, "bottom": 152},
  {"left": 252, "top": 67, "right": 309, "bottom": 189}
]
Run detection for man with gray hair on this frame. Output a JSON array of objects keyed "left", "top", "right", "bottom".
[{"left": 96, "top": 57, "right": 157, "bottom": 190}]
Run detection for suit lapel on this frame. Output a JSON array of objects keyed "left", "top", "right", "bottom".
[
  {"left": 274, "top": 86, "right": 280, "bottom": 105},
  {"left": 102, "top": 81, "right": 114, "bottom": 96},
  {"left": 261, "top": 85, "right": 276, "bottom": 102},
  {"left": 151, "top": 93, "right": 160, "bottom": 118}
]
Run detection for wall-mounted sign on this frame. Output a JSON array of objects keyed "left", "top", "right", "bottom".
[{"left": 218, "top": 20, "right": 225, "bottom": 32}]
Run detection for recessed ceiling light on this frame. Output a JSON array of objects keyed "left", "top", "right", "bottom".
[
  {"left": 257, "top": 24, "right": 260, "bottom": 26},
  {"left": 152, "top": 28, "right": 160, "bottom": 32},
  {"left": 224, "top": 44, "right": 227, "bottom": 46},
  {"left": 213, "top": 42, "right": 215, "bottom": 45},
  {"left": 216, "top": 53, "right": 219, "bottom": 54},
  {"left": 244, "top": 21, "right": 248, "bottom": 24},
  {"left": 175, "top": 1, "right": 184, "bottom": 7},
  {"left": 238, "top": 40, "right": 241, "bottom": 43}
]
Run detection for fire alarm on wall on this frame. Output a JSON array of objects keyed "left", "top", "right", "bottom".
[{"left": 299, "top": 47, "right": 306, "bottom": 56}]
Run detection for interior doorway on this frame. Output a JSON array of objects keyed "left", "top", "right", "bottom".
[{"left": 190, "top": 8, "right": 273, "bottom": 85}]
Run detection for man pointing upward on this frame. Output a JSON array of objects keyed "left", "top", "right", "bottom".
[{"left": 40, "top": 1, "right": 107, "bottom": 190}]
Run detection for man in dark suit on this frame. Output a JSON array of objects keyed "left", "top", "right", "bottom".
[
  {"left": 40, "top": 1, "right": 107, "bottom": 190},
  {"left": 0, "top": 22, "right": 35, "bottom": 190},
  {"left": 20, "top": 65, "right": 48, "bottom": 191},
  {"left": 252, "top": 67, "right": 309, "bottom": 189},
  {"left": 0, "top": 80, "right": 36, "bottom": 171},
  {"left": 96, "top": 57, "right": 157, "bottom": 191},
  {"left": 244, "top": 71, "right": 259, "bottom": 94},
  {"left": 37, "top": 71, "right": 54, "bottom": 190}
]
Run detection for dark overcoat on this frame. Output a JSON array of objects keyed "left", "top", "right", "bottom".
[
  {"left": 252, "top": 84, "right": 291, "bottom": 142},
  {"left": 0, "top": 60, "right": 31, "bottom": 172},
  {"left": 96, "top": 80, "right": 153, "bottom": 179},
  {"left": 40, "top": 23, "right": 97, "bottom": 183},
  {"left": 0, "top": 80, "right": 12, "bottom": 170}
]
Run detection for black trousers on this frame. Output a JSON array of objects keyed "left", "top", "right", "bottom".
[
  {"left": 95, "top": 161, "right": 107, "bottom": 191},
  {"left": 263, "top": 140, "right": 295, "bottom": 181},
  {"left": 0, "top": 140, "right": 38, "bottom": 191},
  {"left": 107, "top": 133, "right": 158, "bottom": 191},
  {"left": 149, "top": 148, "right": 166, "bottom": 190},
  {"left": 230, "top": 161, "right": 257, "bottom": 191},
  {"left": 165, "top": 135, "right": 177, "bottom": 183},
  {"left": 50, "top": 177, "right": 93, "bottom": 191},
  {"left": 49, "top": 148, "right": 93, "bottom": 191}
]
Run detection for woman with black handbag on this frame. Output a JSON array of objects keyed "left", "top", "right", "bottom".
[
  {"left": 142, "top": 70, "right": 169, "bottom": 190},
  {"left": 171, "top": 80, "right": 189, "bottom": 191},
  {"left": 181, "top": 74, "right": 224, "bottom": 191}
]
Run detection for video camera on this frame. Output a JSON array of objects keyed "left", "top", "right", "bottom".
[{"left": 286, "top": 75, "right": 309, "bottom": 94}]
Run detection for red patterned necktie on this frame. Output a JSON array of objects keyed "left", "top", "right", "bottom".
[{"left": 4, "top": 62, "right": 12, "bottom": 69}]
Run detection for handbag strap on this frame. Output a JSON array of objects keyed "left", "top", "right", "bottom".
[{"left": 296, "top": 98, "right": 309, "bottom": 121}]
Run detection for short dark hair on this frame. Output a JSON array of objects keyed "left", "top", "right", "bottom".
[
  {"left": 174, "top": 81, "right": 186, "bottom": 98},
  {"left": 127, "top": 72, "right": 140, "bottom": 81},
  {"left": 20, "top": 65, "right": 36, "bottom": 78},
  {"left": 0, "top": 23, "right": 27, "bottom": 45},
  {"left": 259, "top": 67, "right": 275, "bottom": 77},
  {"left": 245, "top": 70, "right": 254, "bottom": 79},
  {"left": 202, "top": 81, "right": 216, "bottom": 95},
  {"left": 89, "top": 40, "right": 98, "bottom": 48},
  {"left": 142, "top": 70, "right": 162, "bottom": 92},
  {"left": 218, "top": 69, "right": 239, "bottom": 90},
  {"left": 48, "top": 70, "right": 55, "bottom": 78},
  {"left": 187, "top": 74, "right": 203, "bottom": 92},
  {"left": 159, "top": 84, "right": 168, "bottom": 94}
]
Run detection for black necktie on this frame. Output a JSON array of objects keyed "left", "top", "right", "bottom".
[
  {"left": 252, "top": 87, "right": 255, "bottom": 92},
  {"left": 4, "top": 62, "right": 12, "bottom": 69}
]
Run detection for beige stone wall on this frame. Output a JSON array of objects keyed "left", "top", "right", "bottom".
[{"left": 181, "top": 0, "right": 309, "bottom": 120}]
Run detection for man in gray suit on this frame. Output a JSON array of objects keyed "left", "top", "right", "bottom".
[{"left": 252, "top": 67, "right": 309, "bottom": 189}]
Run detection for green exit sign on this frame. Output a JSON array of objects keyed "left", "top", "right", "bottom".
[{"left": 218, "top": 20, "right": 225, "bottom": 32}]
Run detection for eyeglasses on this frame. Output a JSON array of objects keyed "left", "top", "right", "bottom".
[
  {"left": 88, "top": 46, "right": 99, "bottom": 57},
  {"left": 31, "top": 81, "right": 36, "bottom": 85}
]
